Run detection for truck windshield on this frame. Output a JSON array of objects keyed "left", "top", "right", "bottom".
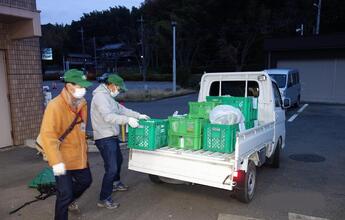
[{"left": 269, "top": 74, "right": 286, "bottom": 88}]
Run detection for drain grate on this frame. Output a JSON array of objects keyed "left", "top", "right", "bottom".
[{"left": 289, "top": 154, "right": 325, "bottom": 163}]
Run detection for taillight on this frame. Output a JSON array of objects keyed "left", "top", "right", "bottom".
[
  {"left": 233, "top": 170, "right": 245, "bottom": 186},
  {"left": 233, "top": 171, "right": 239, "bottom": 178}
]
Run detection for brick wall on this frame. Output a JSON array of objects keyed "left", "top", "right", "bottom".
[
  {"left": 0, "top": 21, "right": 43, "bottom": 145},
  {"left": 0, "top": 0, "right": 36, "bottom": 11}
]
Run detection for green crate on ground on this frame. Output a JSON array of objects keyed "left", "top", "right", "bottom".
[
  {"left": 128, "top": 119, "right": 168, "bottom": 151},
  {"left": 206, "top": 96, "right": 256, "bottom": 122},
  {"left": 188, "top": 101, "right": 219, "bottom": 119},
  {"left": 203, "top": 123, "right": 239, "bottom": 153},
  {"left": 168, "top": 134, "right": 203, "bottom": 150},
  {"left": 168, "top": 116, "right": 207, "bottom": 137}
]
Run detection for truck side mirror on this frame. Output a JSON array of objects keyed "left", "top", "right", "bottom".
[{"left": 282, "top": 98, "right": 291, "bottom": 109}]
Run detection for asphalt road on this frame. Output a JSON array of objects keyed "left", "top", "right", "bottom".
[{"left": 0, "top": 96, "right": 344, "bottom": 220}]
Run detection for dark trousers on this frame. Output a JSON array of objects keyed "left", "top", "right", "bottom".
[
  {"left": 95, "top": 136, "right": 123, "bottom": 201},
  {"left": 54, "top": 167, "right": 92, "bottom": 220}
]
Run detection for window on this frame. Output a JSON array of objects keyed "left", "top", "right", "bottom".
[
  {"left": 269, "top": 74, "right": 287, "bottom": 88},
  {"left": 288, "top": 73, "right": 294, "bottom": 87},
  {"left": 209, "top": 81, "right": 259, "bottom": 97},
  {"left": 272, "top": 82, "right": 282, "bottom": 107},
  {"left": 292, "top": 72, "right": 300, "bottom": 85}
]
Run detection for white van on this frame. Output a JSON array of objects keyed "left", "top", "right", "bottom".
[
  {"left": 266, "top": 69, "right": 301, "bottom": 107},
  {"left": 128, "top": 71, "right": 290, "bottom": 203}
]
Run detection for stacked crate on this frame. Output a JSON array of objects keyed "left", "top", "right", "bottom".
[
  {"left": 128, "top": 119, "right": 169, "bottom": 151},
  {"left": 168, "top": 116, "right": 207, "bottom": 150},
  {"left": 206, "top": 96, "right": 258, "bottom": 129},
  {"left": 203, "top": 123, "right": 239, "bottom": 153}
]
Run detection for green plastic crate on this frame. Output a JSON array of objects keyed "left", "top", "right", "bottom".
[
  {"left": 245, "top": 120, "right": 255, "bottom": 129},
  {"left": 168, "top": 134, "right": 203, "bottom": 150},
  {"left": 206, "top": 96, "right": 256, "bottom": 122},
  {"left": 206, "top": 96, "right": 223, "bottom": 103},
  {"left": 252, "top": 109, "right": 258, "bottom": 120},
  {"left": 188, "top": 101, "right": 219, "bottom": 119},
  {"left": 128, "top": 119, "right": 168, "bottom": 151},
  {"left": 168, "top": 116, "right": 207, "bottom": 137},
  {"left": 203, "top": 123, "right": 239, "bottom": 153}
]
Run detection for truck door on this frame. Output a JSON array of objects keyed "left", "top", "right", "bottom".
[{"left": 272, "top": 82, "right": 285, "bottom": 144}]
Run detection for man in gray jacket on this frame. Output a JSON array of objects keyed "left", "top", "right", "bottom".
[{"left": 91, "top": 74, "right": 149, "bottom": 209}]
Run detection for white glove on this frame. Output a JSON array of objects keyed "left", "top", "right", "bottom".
[
  {"left": 128, "top": 117, "right": 139, "bottom": 128},
  {"left": 52, "top": 163, "right": 66, "bottom": 176},
  {"left": 139, "top": 114, "right": 150, "bottom": 120}
]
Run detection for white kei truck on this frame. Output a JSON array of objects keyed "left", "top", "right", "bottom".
[{"left": 128, "top": 71, "right": 290, "bottom": 203}]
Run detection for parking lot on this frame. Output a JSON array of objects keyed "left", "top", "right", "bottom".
[{"left": 0, "top": 94, "right": 344, "bottom": 220}]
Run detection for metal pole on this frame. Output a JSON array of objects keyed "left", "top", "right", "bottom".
[
  {"left": 79, "top": 27, "right": 86, "bottom": 74},
  {"left": 93, "top": 36, "right": 97, "bottom": 76},
  {"left": 172, "top": 21, "right": 176, "bottom": 93},
  {"left": 80, "top": 27, "right": 85, "bottom": 54},
  {"left": 62, "top": 55, "right": 65, "bottom": 72},
  {"left": 138, "top": 16, "right": 146, "bottom": 82},
  {"left": 314, "top": 0, "right": 322, "bottom": 35}
]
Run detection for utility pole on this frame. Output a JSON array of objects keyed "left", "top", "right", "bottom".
[
  {"left": 313, "top": 0, "right": 322, "bottom": 35},
  {"left": 93, "top": 36, "right": 97, "bottom": 76},
  {"left": 171, "top": 21, "right": 177, "bottom": 93},
  {"left": 79, "top": 26, "right": 86, "bottom": 74},
  {"left": 138, "top": 16, "right": 146, "bottom": 82}
]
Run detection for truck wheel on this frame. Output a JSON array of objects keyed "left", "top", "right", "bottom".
[
  {"left": 148, "top": 174, "right": 164, "bottom": 184},
  {"left": 268, "top": 140, "right": 281, "bottom": 168},
  {"left": 294, "top": 96, "right": 301, "bottom": 107},
  {"left": 235, "top": 161, "right": 256, "bottom": 203}
]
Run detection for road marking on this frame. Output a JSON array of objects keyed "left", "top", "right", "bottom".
[
  {"left": 218, "top": 214, "right": 263, "bottom": 220},
  {"left": 217, "top": 212, "right": 330, "bottom": 220},
  {"left": 288, "top": 103, "right": 309, "bottom": 122},
  {"left": 297, "top": 104, "right": 309, "bottom": 113},
  {"left": 289, "top": 213, "right": 329, "bottom": 220},
  {"left": 288, "top": 114, "right": 299, "bottom": 122}
]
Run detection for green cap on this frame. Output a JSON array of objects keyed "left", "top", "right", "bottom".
[
  {"left": 63, "top": 69, "right": 92, "bottom": 88},
  {"left": 107, "top": 74, "right": 127, "bottom": 92}
]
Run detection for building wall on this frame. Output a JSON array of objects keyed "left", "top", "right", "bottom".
[
  {"left": 0, "top": 0, "right": 43, "bottom": 145},
  {"left": 0, "top": 0, "right": 36, "bottom": 11}
]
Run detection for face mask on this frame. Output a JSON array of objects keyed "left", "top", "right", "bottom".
[
  {"left": 110, "top": 90, "right": 119, "bottom": 98},
  {"left": 72, "top": 88, "right": 86, "bottom": 99}
]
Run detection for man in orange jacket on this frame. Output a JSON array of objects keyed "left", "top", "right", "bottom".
[{"left": 39, "top": 69, "right": 92, "bottom": 220}]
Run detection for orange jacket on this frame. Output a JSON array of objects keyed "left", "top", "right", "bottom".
[{"left": 39, "top": 88, "right": 88, "bottom": 170}]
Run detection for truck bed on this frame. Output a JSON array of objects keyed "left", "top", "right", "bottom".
[
  {"left": 129, "top": 146, "right": 236, "bottom": 190},
  {"left": 128, "top": 122, "right": 274, "bottom": 191}
]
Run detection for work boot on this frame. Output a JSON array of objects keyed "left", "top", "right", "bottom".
[
  {"left": 97, "top": 198, "right": 120, "bottom": 209},
  {"left": 68, "top": 201, "right": 80, "bottom": 213},
  {"left": 113, "top": 182, "right": 129, "bottom": 192}
]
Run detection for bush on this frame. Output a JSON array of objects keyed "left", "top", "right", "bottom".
[{"left": 118, "top": 73, "right": 172, "bottom": 81}]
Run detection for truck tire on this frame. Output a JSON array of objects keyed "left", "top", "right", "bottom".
[
  {"left": 148, "top": 174, "right": 164, "bottom": 184},
  {"left": 235, "top": 161, "right": 256, "bottom": 203},
  {"left": 268, "top": 140, "right": 281, "bottom": 168},
  {"left": 294, "top": 96, "right": 301, "bottom": 108}
]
